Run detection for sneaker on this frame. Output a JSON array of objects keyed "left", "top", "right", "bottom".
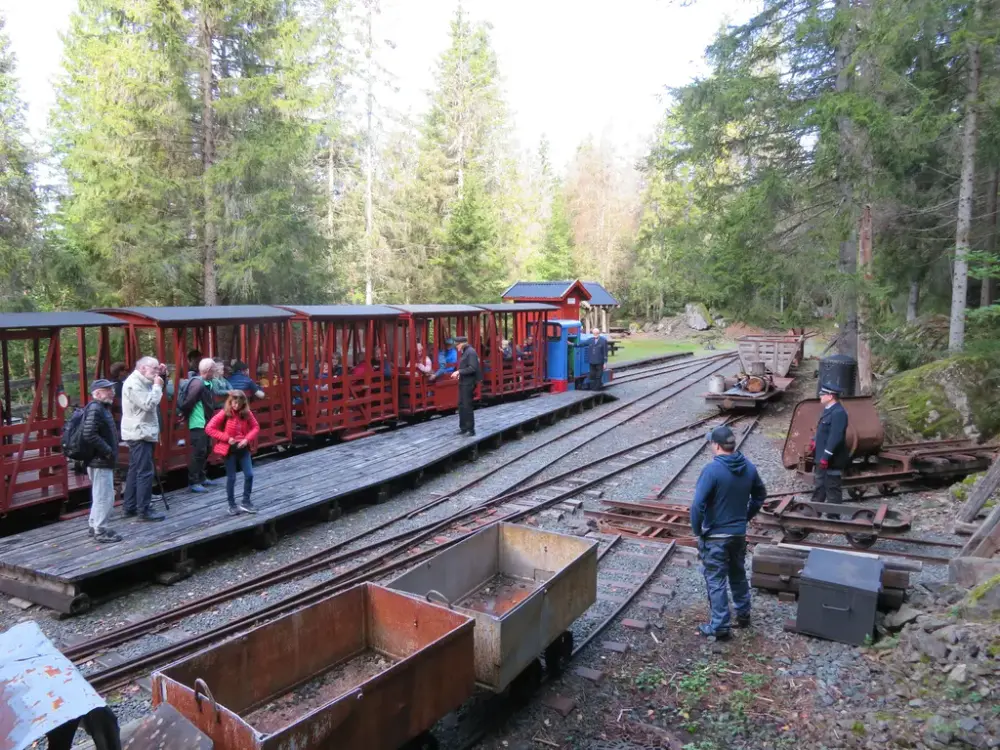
[
  {"left": 138, "top": 511, "right": 166, "bottom": 522},
  {"left": 457, "top": 430, "right": 468, "bottom": 435},
  {"left": 123, "top": 509, "right": 137, "bottom": 518},
  {"left": 697, "top": 624, "right": 731, "bottom": 640},
  {"left": 87, "top": 527, "right": 96, "bottom": 537},
  {"left": 227, "top": 505, "right": 240, "bottom": 516},
  {"left": 467, "top": 431, "right": 476, "bottom": 437},
  {"left": 203, "top": 478, "right": 221, "bottom": 487},
  {"left": 238, "top": 501, "right": 258, "bottom": 514},
  {"left": 95, "top": 529, "right": 123, "bottom": 543},
  {"left": 189, "top": 484, "right": 208, "bottom": 494},
  {"left": 735, "top": 614, "right": 751, "bottom": 629}
]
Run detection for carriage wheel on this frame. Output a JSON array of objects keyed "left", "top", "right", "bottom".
[
  {"left": 781, "top": 502, "right": 818, "bottom": 542},
  {"left": 877, "top": 483, "right": 896, "bottom": 497},
  {"left": 848, "top": 486, "right": 868, "bottom": 501},
  {"left": 509, "top": 658, "right": 543, "bottom": 704},
  {"left": 845, "top": 509, "right": 878, "bottom": 549}
]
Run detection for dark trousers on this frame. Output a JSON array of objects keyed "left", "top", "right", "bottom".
[
  {"left": 589, "top": 364, "right": 604, "bottom": 391},
  {"left": 225, "top": 448, "right": 254, "bottom": 507},
  {"left": 188, "top": 427, "right": 209, "bottom": 485},
  {"left": 46, "top": 707, "right": 120, "bottom": 750},
  {"left": 123, "top": 439, "right": 155, "bottom": 515},
  {"left": 812, "top": 468, "right": 843, "bottom": 504},
  {"left": 698, "top": 536, "right": 751, "bottom": 632},
  {"left": 459, "top": 380, "right": 476, "bottom": 433}
]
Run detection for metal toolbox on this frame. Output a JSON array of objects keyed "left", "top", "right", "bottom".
[
  {"left": 796, "top": 549, "right": 883, "bottom": 646},
  {"left": 151, "top": 582, "right": 475, "bottom": 750},
  {"left": 389, "top": 522, "right": 598, "bottom": 692}
]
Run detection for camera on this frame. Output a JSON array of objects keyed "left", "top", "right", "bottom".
[{"left": 157, "top": 364, "right": 168, "bottom": 378}]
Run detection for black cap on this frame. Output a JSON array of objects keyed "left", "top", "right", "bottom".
[
  {"left": 232, "top": 360, "right": 248, "bottom": 372},
  {"left": 706, "top": 425, "right": 736, "bottom": 449},
  {"left": 90, "top": 378, "right": 115, "bottom": 391},
  {"left": 455, "top": 336, "right": 468, "bottom": 344},
  {"left": 819, "top": 383, "right": 842, "bottom": 396},
  {"left": 445, "top": 337, "right": 455, "bottom": 345}
]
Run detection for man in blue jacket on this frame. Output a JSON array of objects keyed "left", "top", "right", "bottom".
[
  {"left": 586, "top": 328, "right": 608, "bottom": 391},
  {"left": 811, "top": 384, "right": 849, "bottom": 505},
  {"left": 690, "top": 425, "right": 767, "bottom": 639}
]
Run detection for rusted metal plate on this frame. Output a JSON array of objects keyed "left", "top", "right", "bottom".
[
  {"left": 0, "top": 621, "right": 106, "bottom": 750},
  {"left": 782, "top": 397, "right": 884, "bottom": 469},
  {"left": 388, "top": 522, "right": 598, "bottom": 692},
  {"left": 153, "top": 583, "right": 474, "bottom": 750}
]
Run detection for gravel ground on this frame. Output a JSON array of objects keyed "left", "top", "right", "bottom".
[
  {"left": 4, "top": 354, "right": 730, "bottom": 745},
  {"left": 468, "top": 363, "right": 998, "bottom": 750}
]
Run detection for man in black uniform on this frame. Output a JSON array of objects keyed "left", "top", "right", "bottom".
[
  {"left": 587, "top": 328, "right": 608, "bottom": 391},
  {"left": 451, "top": 336, "right": 481, "bottom": 436},
  {"left": 812, "top": 383, "right": 849, "bottom": 504}
]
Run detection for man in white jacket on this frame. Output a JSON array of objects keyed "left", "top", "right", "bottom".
[{"left": 121, "top": 357, "right": 166, "bottom": 521}]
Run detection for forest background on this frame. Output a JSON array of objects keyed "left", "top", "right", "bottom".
[{"left": 2, "top": 0, "right": 1000, "bottom": 370}]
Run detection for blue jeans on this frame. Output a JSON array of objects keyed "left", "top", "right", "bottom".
[
  {"left": 225, "top": 448, "right": 254, "bottom": 506},
  {"left": 698, "top": 536, "right": 751, "bottom": 632},
  {"left": 123, "top": 440, "right": 155, "bottom": 515}
]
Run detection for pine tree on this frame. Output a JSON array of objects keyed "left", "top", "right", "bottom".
[
  {"left": 437, "top": 174, "right": 503, "bottom": 302},
  {"left": 0, "top": 13, "right": 41, "bottom": 311},
  {"left": 52, "top": 0, "right": 326, "bottom": 306},
  {"left": 531, "top": 187, "right": 575, "bottom": 281}
]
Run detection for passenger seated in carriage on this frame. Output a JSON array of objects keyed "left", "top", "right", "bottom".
[
  {"left": 408, "top": 342, "right": 433, "bottom": 375},
  {"left": 430, "top": 338, "right": 457, "bottom": 380}
]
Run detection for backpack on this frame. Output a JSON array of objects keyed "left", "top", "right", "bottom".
[
  {"left": 61, "top": 404, "right": 94, "bottom": 461},
  {"left": 178, "top": 377, "right": 193, "bottom": 408}
]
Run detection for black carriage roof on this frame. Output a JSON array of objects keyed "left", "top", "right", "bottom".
[
  {"left": 389, "top": 304, "right": 484, "bottom": 315},
  {"left": 0, "top": 311, "right": 125, "bottom": 330},
  {"left": 279, "top": 304, "right": 401, "bottom": 319},
  {"left": 473, "top": 303, "right": 558, "bottom": 313},
  {"left": 101, "top": 306, "right": 294, "bottom": 324}
]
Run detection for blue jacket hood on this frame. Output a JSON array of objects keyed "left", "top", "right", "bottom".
[
  {"left": 715, "top": 451, "right": 748, "bottom": 475},
  {"left": 689, "top": 451, "right": 767, "bottom": 537}
]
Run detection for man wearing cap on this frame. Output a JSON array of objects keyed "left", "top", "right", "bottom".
[
  {"left": 586, "top": 328, "right": 608, "bottom": 391},
  {"left": 431, "top": 338, "right": 458, "bottom": 380},
  {"left": 812, "top": 384, "right": 849, "bottom": 505},
  {"left": 451, "top": 336, "right": 481, "bottom": 435},
  {"left": 690, "top": 425, "right": 767, "bottom": 639},
  {"left": 81, "top": 379, "right": 123, "bottom": 543}
]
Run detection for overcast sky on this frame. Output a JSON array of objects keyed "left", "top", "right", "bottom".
[{"left": 1, "top": 0, "right": 759, "bottom": 168}]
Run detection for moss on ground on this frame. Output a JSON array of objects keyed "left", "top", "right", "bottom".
[
  {"left": 968, "top": 574, "right": 1000, "bottom": 604},
  {"left": 878, "top": 354, "right": 1000, "bottom": 441}
]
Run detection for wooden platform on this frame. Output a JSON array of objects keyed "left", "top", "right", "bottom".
[{"left": 0, "top": 390, "right": 603, "bottom": 613}]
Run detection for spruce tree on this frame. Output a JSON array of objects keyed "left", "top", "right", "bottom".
[
  {"left": 531, "top": 188, "right": 575, "bottom": 281},
  {"left": 0, "top": 14, "right": 43, "bottom": 311}
]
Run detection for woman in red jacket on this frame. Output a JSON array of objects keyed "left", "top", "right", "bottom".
[{"left": 205, "top": 391, "right": 260, "bottom": 516}]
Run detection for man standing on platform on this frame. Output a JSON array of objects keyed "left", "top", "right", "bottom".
[
  {"left": 121, "top": 357, "right": 166, "bottom": 522},
  {"left": 451, "top": 336, "right": 481, "bottom": 436},
  {"left": 811, "top": 384, "right": 849, "bottom": 505},
  {"left": 690, "top": 425, "right": 767, "bottom": 639},
  {"left": 81, "top": 379, "right": 122, "bottom": 543},
  {"left": 179, "top": 358, "right": 218, "bottom": 494},
  {"left": 587, "top": 328, "right": 608, "bottom": 391}
]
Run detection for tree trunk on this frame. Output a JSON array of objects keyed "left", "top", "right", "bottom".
[
  {"left": 835, "top": 0, "right": 858, "bottom": 361},
  {"left": 906, "top": 278, "right": 920, "bottom": 322},
  {"left": 364, "top": 1, "right": 375, "bottom": 305},
  {"left": 981, "top": 165, "right": 999, "bottom": 307},
  {"left": 200, "top": 9, "right": 217, "bottom": 306},
  {"left": 949, "top": 6, "right": 981, "bottom": 352},
  {"left": 857, "top": 204, "right": 873, "bottom": 395}
]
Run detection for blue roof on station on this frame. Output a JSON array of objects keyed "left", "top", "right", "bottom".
[{"left": 502, "top": 280, "right": 619, "bottom": 306}]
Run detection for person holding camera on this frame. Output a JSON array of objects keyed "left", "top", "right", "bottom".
[{"left": 121, "top": 357, "right": 166, "bottom": 522}]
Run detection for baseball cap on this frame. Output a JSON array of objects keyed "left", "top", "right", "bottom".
[
  {"left": 454, "top": 336, "right": 468, "bottom": 343},
  {"left": 706, "top": 425, "right": 736, "bottom": 449},
  {"left": 445, "top": 337, "right": 455, "bottom": 345},
  {"left": 90, "top": 378, "right": 115, "bottom": 391}
]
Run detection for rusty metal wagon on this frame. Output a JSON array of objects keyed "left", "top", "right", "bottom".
[
  {"left": 737, "top": 333, "right": 806, "bottom": 378},
  {"left": 151, "top": 582, "right": 475, "bottom": 750},
  {"left": 388, "top": 522, "right": 598, "bottom": 692}
]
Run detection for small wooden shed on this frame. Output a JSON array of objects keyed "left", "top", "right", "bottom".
[{"left": 501, "top": 280, "right": 619, "bottom": 331}]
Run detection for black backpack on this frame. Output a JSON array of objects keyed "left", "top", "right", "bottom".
[{"left": 61, "top": 404, "right": 94, "bottom": 461}]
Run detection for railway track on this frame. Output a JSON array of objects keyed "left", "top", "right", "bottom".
[{"left": 73, "top": 355, "right": 737, "bottom": 692}]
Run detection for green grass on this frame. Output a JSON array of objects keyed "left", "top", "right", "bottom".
[{"left": 608, "top": 336, "right": 735, "bottom": 364}]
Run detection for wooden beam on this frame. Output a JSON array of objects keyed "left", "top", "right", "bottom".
[{"left": 955, "top": 457, "right": 1000, "bottom": 523}]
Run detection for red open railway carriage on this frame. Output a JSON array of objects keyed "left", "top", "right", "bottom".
[
  {"left": 98, "top": 306, "right": 294, "bottom": 475},
  {"left": 0, "top": 312, "right": 124, "bottom": 515},
  {"left": 475, "top": 303, "right": 554, "bottom": 399},
  {"left": 390, "top": 305, "right": 483, "bottom": 417},
  {"left": 281, "top": 305, "right": 400, "bottom": 439}
]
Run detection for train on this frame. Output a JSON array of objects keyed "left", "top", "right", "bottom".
[{"left": 0, "top": 302, "right": 614, "bottom": 519}]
